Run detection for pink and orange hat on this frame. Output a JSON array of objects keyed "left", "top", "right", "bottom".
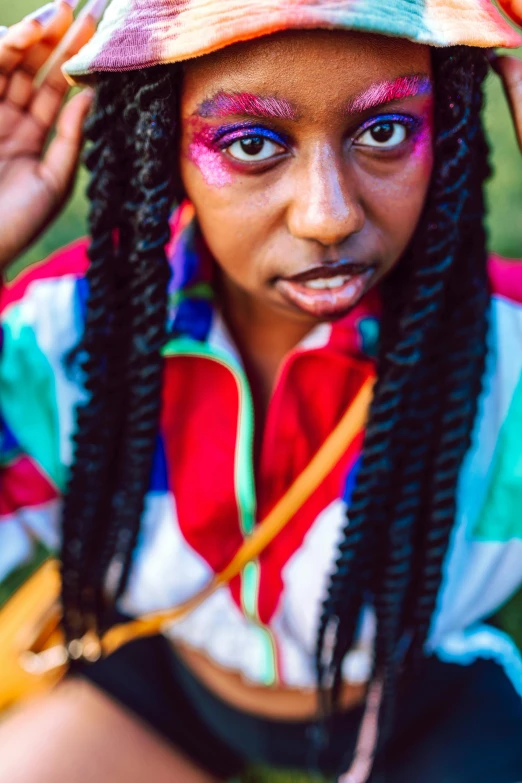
[{"left": 63, "top": 0, "right": 522, "bottom": 82}]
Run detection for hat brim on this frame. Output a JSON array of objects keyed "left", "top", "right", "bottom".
[{"left": 63, "top": 0, "right": 522, "bottom": 84}]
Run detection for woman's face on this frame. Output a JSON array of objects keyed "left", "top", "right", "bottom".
[{"left": 180, "top": 31, "right": 433, "bottom": 326}]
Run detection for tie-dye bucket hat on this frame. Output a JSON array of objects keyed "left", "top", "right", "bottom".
[{"left": 63, "top": 0, "right": 522, "bottom": 82}]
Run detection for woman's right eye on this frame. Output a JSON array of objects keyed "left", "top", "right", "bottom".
[{"left": 225, "top": 135, "right": 285, "bottom": 162}]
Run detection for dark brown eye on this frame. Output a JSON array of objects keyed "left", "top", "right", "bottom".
[
  {"left": 240, "top": 137, "right": 265, "bottom": 156},
  {"left": 356, "top": 121, "right": 408, "bottom": 149},
  {"left": 226, "top": 135, "right": 283, "bottom": 162},
  {"left": 370, "top": 122, "right": 394, "bottom": 143}
]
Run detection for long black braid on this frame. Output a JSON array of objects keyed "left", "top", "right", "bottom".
[
  {"left": 61, "top": 65, "right": 179, "bottom": 639},
  {"left": 60, "top": 75, "right": 125, "bottom": 639},
  {"left": 89, "top": 66, "right": 180, "bottom": 614},
  {"left": 316, "top": 45, "right": 491, "bottom": 757},
  {"left": 60, "top": 45, "right": 490, "bottom": 760}
]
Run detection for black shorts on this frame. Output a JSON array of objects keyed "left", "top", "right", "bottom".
[{"left": 72, "top": 635, "right": 522, "bottom": 782}]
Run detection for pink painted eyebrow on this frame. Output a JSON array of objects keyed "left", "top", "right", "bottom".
[
  {"left": 196, "top": 91, "right": 297, "bottom": 121},
  {"left": 346, "top": 75, "right": 432, "bottom": 114}
]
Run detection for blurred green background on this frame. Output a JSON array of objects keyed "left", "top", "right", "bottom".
[{"left": 0, "top": 3, "right": 520, "bottom": 781}]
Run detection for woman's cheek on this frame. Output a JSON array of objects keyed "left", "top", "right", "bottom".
[
  {"left": 381, "top": 120, "right": 433, "bottom": 213},
  {"left": 411, "top": 107, "right": 434, "bottom": 175},
  {"left": 411, "top": 131, "right": 434, "bottom": 178}
]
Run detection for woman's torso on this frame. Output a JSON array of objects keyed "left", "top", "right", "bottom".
[{"left": 1, "top": 208, "right": 522, "bottom": 714}]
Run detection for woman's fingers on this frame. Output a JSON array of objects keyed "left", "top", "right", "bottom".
[
  {"left": 39, "top": 88, "right": 94, "bottom": 201},
  {"left": 0, "top": 0, "right": 99, "bottom": 157},
  {"left": 0, "top": 21, "right": 44, "bottom": 95},
  {"left": 29, "top": 10, "right": 98, "bottom": 132},
  {"left": 490, "top": 53, "right": 522, "bottom": 153},
  {"left": 13, "top": 14, "right": 75, "bottom": 79},
  {"left": 0, "top": 3, "right": 72, "bottom": 100},
  {"left": 0, "top": 6, "right": 59, "bottom": 74},
  {"left": 34, "top": 0, "right": 110, "bottom": 87},
  {"left": 4, "top": 69, "right": 35, "bottom": 109}
]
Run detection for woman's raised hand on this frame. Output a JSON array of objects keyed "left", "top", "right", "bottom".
[{"left": 0, "top": 1, "right": 98, "bottom": 270}]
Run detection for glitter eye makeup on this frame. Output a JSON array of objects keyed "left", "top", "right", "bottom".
[
  {"left": 346, "top": 74, "right": 432, "bottom": 115},
  {"left": 196, "top": 91, "right": 297, "bottom": 121},
  {"left": 188, "top": 124, "right": 234, "bottom": 188},
  {"left": 186, "top": 72, "right": 432, "bottom": 189},
  {"left": 188, "top": 91, "right": 295, "bottom": 184},
  {"left": 213, "top": 123, "right": 288, "bottom": 152},
  {"left": 352, "top": 113, "right": 421, "bottom": 149},
  {"left": 188, "top": 120, "right": 290, "bottom": 186}
]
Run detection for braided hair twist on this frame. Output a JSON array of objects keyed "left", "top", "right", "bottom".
[
  {"left": 316, "top": 47, "right": 491, "bottom": 757},
  {"left": 60, "top": 66, "right": 179, "bottom": 638}
]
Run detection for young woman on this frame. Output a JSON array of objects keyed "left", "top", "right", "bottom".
[{"left": 0, "top": 1, "right": 522, "bottom": 781}]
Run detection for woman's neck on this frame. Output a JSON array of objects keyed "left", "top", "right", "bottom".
[{"left": 218, "top": 275, "right": 315, "bottom": 417}]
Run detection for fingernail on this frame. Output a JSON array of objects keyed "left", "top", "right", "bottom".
[
  {"left": 24, "top": 2, "right": 60, "bottom": 25},
  {"left": 58, "top": 0, "right": 83, "bottom": 9},
  {"left": 82, "top": 0, "right": 111, "bottom": 22}
]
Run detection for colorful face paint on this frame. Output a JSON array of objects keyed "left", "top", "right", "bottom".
[
  {"left": 353, "top": 113, "right": 422, "bottom": 150},
  {"left": 196, "top": 91, "right": 297, "bottom": 121},
  {"left": 188, "top": 123, "right": 234, "bottom": 188},
  {"left": 346, "top": 75, "right": 432, "bottom": 114},
  {"left": 188, "top": 118, "right": 290, "bottom": 185},
  {"left": 213, "top": 125, "right": 284, "bottom": 147}
]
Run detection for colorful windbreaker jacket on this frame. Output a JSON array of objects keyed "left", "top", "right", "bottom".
[{"left": 1, "top": 202, "right": 522, "bottom": 691}]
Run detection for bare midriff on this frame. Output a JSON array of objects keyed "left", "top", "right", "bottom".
[{"left": 174, "top": 641, "right": 367, "bottom": 720}]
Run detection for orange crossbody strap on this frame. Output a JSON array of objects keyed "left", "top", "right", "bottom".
[{"left": 102, "top": 373, "right": 375, "bottom": 655}]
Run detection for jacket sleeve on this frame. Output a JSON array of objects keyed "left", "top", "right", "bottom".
[
  {"left": 0, "top": 240, "right": 90, "bottom": 585},
  {"left": 427, "top": 256, "right": 522, "bottom": 647},
  {"left": 477, "top": 255, "right": 522, "bottom": 543}
]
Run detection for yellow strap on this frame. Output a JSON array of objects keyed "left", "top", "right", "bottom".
[{"left": 103, "top": 373, "right": 375, "bottom": 654}]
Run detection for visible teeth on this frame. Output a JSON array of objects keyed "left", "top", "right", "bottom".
[{"left": 303, "top": 275, "right": 349, "bottom": 290}]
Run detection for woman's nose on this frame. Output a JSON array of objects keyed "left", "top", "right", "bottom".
[{"left": 286, "top": 145, "right": 365, "bottom": 247}]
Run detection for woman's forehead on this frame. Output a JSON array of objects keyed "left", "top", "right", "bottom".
[{"left": 181, "top": 31, "right": 432, "bottom": 112}]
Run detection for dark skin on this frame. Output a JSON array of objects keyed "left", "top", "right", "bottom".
[{"left": 180, "top": 31, "right": 435, "bottom": 414}]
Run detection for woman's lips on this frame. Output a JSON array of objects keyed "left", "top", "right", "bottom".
[{"left": 275, "top": 265, "right": 375, "bottom": 318}]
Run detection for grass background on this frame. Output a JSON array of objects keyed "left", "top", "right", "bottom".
[{"left": 0, "top": 2, "right": 521, "bottom": 780}]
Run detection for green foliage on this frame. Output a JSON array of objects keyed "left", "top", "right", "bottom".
[
  {"left": 0, "top": 544, "right": 49, "bottom": 609},
  {"left": 241, "top": 770, "right": 331, "bottom": 783},
  {"left": 484, "top": 50, "right": 522, "bottom": 258},
  {"left": 496, "top": 587, "right": 522, "bottom": 647}
]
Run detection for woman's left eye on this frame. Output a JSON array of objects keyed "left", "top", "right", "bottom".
[
  {"left": 225, "top": 135, "right": 284, "bottom": 162},
  {"left": 355, "top": 120, "right": 410, "bottom": 149}
]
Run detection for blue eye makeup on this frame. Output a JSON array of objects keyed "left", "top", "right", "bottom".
[
  {"left": 210, "top": 122, "right": 290, "bottom": 163},
  {"left": 211, "top": 122, "right": 289, "bottom": 148},
  {"left": 352, "top": 113, "right": 422, "bottom": 150},
  {"left": 196, "top": 112, "right": 425, "bottom": 171}
]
